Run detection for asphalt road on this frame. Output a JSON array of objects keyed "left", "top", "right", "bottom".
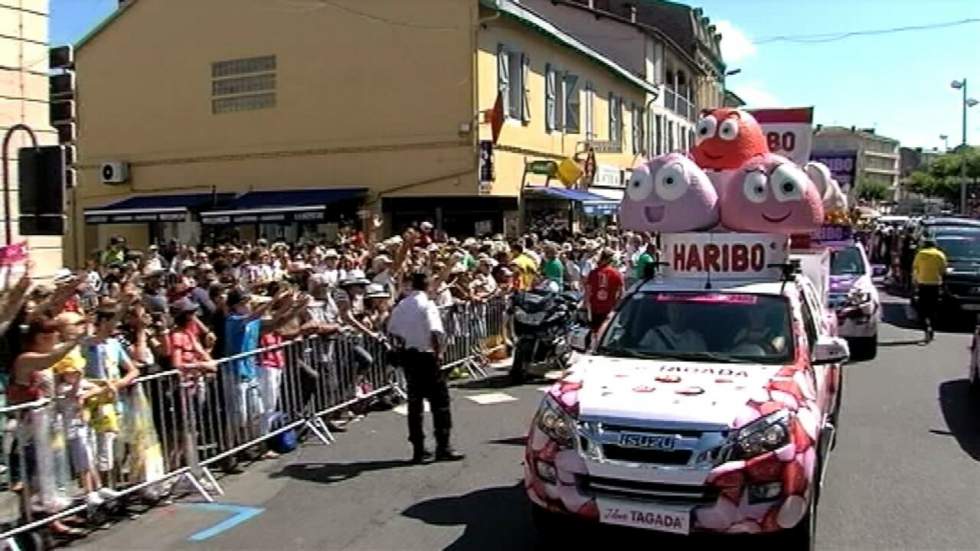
[{"left": 78, "top": 291, "right": 980, "bottom": 551}]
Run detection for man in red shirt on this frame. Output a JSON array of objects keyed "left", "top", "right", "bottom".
[{"left": 585, "top": 248, "right": 624, "bottom": 335}]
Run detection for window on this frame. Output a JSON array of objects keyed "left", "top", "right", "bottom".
[
  {"left": 799, "top": 292, "right": 819, "bottom": 352},
  {"left": 609, "top": 94, "right": 623, "bottom": 144},
  {"left": 584, "top": 82, "right": 595, "bottom": 139},
  {"left": 211, "top": 55, "right": 277, "bottom": 114},
  {"left": 563, "top": 73, "right": 579, "bottom": 133},
  {"left": 667, "top": 120, "right": 675, "bottom": 151},
  {"left": 497, "top": 45, "right": 529, "bottom": 122},
  {"left": 631, "top": 104, "right": 645, "bottom": 155}
]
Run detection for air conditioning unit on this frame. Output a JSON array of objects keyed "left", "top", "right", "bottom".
[{"left": 101, "top": 161, "right": 129, "bottom": 184}]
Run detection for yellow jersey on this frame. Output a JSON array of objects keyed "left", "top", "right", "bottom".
[{"left": 913, "top": 247, "right": 947, "bottom": 285}]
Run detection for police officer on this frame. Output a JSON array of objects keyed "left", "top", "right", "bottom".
[{"left": 388, "top": 272, "right": 464, "bottom": 464}]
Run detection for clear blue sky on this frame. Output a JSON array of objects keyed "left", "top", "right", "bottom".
[{"left": 51, "top": 0, "right": 980, "bottom": 150}]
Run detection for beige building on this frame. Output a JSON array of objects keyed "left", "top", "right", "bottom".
[
  {"left": 67, "top": 0, "right": 654, "bottom": 264},
  {"left": 523, "top": 0, "right": 727, "bottom": 156},
  {"left": 813, "top": 126, "right": 900, "bottom": 199},
  {"left": 0, "top": 0, "right": 61, "bottom": 278}
]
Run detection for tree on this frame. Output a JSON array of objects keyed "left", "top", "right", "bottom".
[
  {"left": 855, "top": 180, "right": 890, "bottom": 202},
  {"left": 904, "top": 146, "right": 979, "bottom": 204}
]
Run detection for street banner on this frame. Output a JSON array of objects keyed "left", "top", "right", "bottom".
[
  {"left": 662, "top": 232, "right": 788, "bottom": 280},
  {"left": 748, "top": 107, "right": 814, "bottom": 166},
  {"left": 810, "top": 150, "right": 858, "bottom": 193},
  {"left": 0, "top": 241, "right": 28, "bottom": 291}
]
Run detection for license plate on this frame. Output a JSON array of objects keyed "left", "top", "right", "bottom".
[
  {"left": 964, "top": 304, "right": 980, "bottom": 311},
  {"left": 596, "top": 497, "right": 691, "bottom": 534}
]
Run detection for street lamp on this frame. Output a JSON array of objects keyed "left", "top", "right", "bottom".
[
  {"left": 725, "top": 68, "right": 742, "bottom": 77},
  {"left": 950, "top": 79, "right": 977, "bottom": 214}
]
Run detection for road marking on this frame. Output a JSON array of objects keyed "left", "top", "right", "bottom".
[
  {"left": 180, "top": 503, "right": 264, "bottom": 541},
  {"left": 537, "top": 386, "right": 551, "bottom": 393},
  {"left": 393, "top": 402, "right": 430, "bottom": 416},
  {"left": 544, "top": 370, "right": 564, "bottom": 380},
  {"left": 466, "top": 392, "right": 518, "bottom": 405}
]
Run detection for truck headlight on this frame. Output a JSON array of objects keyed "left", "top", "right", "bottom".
[
  {"left": 536, "top": 397, "right": 575, "bottom": 448},
  {"left": 733, "top": 410, "right": 791, "bottom": 459}
]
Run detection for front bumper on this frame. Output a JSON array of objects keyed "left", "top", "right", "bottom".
[{"left": 523, "top": 424, "right": 816, "bottom": 535}]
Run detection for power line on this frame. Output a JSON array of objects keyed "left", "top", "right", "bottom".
[{"left": 754, "top": 17, "right": 980, "bottom": 44}]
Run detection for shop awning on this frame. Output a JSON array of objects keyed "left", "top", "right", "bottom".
[
  {"left": 84, "top": 193, "right": 233, "bottom": 224},
  {"left": 523, "top": 186, "right": 619, "bottom": 215},
  {"left": 200, "top": 188, "right": 366, "bottom": 225}
]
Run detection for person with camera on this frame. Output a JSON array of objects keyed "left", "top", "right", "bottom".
[{"left": 388, "top": 272, "right": 464, "bottom": 464}]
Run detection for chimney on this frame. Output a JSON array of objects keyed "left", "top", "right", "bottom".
[
  {"left": 628, "top": 3, "right": 637, "bottom": 22},
  {"left": 587, "top": 0, "right": 595, "bottom": 8}
]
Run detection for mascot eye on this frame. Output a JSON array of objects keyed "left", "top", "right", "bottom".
[
  {"left": 626, "top": 168, "right": 655, "bottom": 202},
  {"left": 770, "top": 164, "right": 806, "bottom": 203},
  {"left": 654, "top": 163, "right": 689, "bottom": 202},
  {"left": 743, "top": 171, "right": 768, "bottom": 204},
  {"left": 718, "top": 118, "right": 740, "bottom": 141},
  {"left": 695, "top": 115, "right": 718, "bottom": 144}
]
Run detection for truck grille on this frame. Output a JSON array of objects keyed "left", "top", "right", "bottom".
[
  {"left": 601, "top": 445, "right": 692, "bottom": 465},
  {"left": 580, "top": 475, "right": 718, "bottom": 505}
]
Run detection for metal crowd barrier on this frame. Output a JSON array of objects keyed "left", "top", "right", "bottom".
[{"left": 0, "top": 297, "right": 510, "bottom": 547}]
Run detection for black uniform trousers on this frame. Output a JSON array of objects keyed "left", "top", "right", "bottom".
[{"left": 402, "top": 349, "right": 453, "bottom": 449}]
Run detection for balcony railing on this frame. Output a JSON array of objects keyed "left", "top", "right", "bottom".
[{"left": 665, "top": 88, "right": 695, "bottom": 121}]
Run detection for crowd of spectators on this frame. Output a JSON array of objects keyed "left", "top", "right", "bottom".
[{"left": 0, "top": 222, "right": 660, "bottom": 536}]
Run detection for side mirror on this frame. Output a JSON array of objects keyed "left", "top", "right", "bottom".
[
  {"left": 813, "top": 336, "right": 850, "bottom": 365},
  {"left": 568, "top": 326, "right": 591, "bottom": 353},
  {"left": 871, "top": 264, "right": 887, "bottom": 277}
]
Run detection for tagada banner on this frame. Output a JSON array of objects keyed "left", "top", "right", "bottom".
[
  {"left": 747, "top": 107, "right": 814, "bottom": 166},
  {"left": 663, "top": 232, "right": 788, "bottom": 280}
]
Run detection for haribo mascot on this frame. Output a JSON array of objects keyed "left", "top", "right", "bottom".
[
  {"left": 720, "top": 153, "right": 827, "bottom": 234},
  {"left": 620, "top": 152, "right": 720, "bottom": 232}
]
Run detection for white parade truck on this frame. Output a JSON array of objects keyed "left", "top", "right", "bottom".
[{"left": 523, "top": 233, "right": 848, "bottom": 549}]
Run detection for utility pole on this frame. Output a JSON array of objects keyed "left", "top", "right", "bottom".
[{"left": 951, "top": 79, "right": 978, "bottom": 215}]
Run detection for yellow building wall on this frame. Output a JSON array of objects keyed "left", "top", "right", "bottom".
[
  {"left": 0, "top": 0, "right": 62, "bottom": 279},
  {"left": 476, "top": 15, "right": 647, "bottom": 197},
  {"left": 69, "top": 0, "right": 479, "bottom": 265}
]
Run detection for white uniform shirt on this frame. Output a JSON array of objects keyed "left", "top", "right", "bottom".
[{"left": 388, "top": 290, "right": 444, "bottom": 352}]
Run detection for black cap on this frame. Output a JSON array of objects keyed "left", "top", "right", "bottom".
[{"left": 226, "top": 288, "right": 250, "bottom": 307}]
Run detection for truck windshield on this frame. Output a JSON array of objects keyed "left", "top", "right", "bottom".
[
  {"left": 597, "top": 292, "right": 794, "bottom": 364},
  {"left": 831, "top": 246, "right": 865, "bottom": 276},
  {"left": 934, "top": 228, "right": 980, "bottom": 261}
]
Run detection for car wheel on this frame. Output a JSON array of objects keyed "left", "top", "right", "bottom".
[
  {"left": 970, "top": 355, "right": 980, "bottom": 396},
  {"left": 848, "top": 335, "right": 877, "bottom": 361},
  {"left": 531, "top": 503, "right": 561, "bottom": 537},
  {"left": 783, "top": 455, "right": 822, "bottom": 551}
]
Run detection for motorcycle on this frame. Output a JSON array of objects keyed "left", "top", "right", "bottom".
[{"left": 509, "top": 281, "right": 583, "bottom": 383}]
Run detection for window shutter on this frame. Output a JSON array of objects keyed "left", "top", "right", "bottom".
[
  {"left": 564, "top": 74, "right": 579, "bottom": 133},
  {"left": 497, "top": 44, "right": 509, "bottom": 116},
  {"left": 545, "top": 64, "right": 555, "bottom": 131},
  {"left": 608, "top": 93, "right": 615, "bottom": 142},
  {"left": 584, "top": 83, "right": 593, "bottom": 139},
  {"left": 555, "top": 72, "right": 564, "bottom": 131},
  {"left": 521, "top": 53, "right": 531, "bottom": 123}
]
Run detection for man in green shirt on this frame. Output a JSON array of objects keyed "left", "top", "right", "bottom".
[
  {"left": 633, "top": 242, "right": 658, "bottom": 281},
  {"left": 540, "top": 243, "right": 564, "bottom": 289}
]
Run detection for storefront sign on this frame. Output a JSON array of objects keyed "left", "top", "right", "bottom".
[
  {"left": 478, "top": 181, "right": 492, "bottom": 195},
  {"left": 748, "top": 107, "right": 814, "bottom": 166},
  {"left": 662, "top": 232, "right": 788, "bottom": 279},
  {"left": 200, "top": 210, "right": 325, "bottom": 225},
  {"left": 810, "top": 150, "right": 857, "bottom": 192},
  {"left": 85, "top": 211, "right": 188, "bottom": 224},
  {"left": 588, "top": 140, "right": 622, "bottom": 154},
  {"left": 479, "top": 140, "right": 495, "bottom": 182},
  {"left": 527, "top": 160, "right": 558, "bottom": 177},
  {"left": 593, "top": 164, "right": 623, "bottom": 188},
  {"left": 812, "top": 223, "right": 853, "bottom": 244}
]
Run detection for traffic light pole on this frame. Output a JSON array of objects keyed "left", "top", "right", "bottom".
[{"left": 2, "top": 124, "right": 39, "bottom": 245}]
